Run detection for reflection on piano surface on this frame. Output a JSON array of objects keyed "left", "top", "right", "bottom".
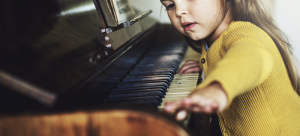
[{"left": 0, "top": 0, "right": 210, "bottom": 135}]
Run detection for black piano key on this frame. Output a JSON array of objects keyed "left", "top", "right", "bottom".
[
  {"left": 134, "top": 104, "right": 157, "bottom": 109},
  {"left": 122, "top": 77, "right": 172, "bottom": 83},
  {"left": 105, "top": 99, "right": 160, "bottom": 106},
  {"left": 128, "top": 68, "right": 176, "bottom": 74},
  {"left": 147, "top": 50, "right": 185, "bottom": 55},
  {"left": 141, "top": 55, "right": 182, "bottom": 60},
  {"left": 107, "top": 91, "right": 164, "bottom": 99},
  {"left": 144, "top": 58, "right": 180, "bottom": 61},
  {"left": 103, "top": 97, "right": 161, "bottom": 106},
  {"left": 133, "top": 65, "right": 178, "bottom": 71},
  {"left": 139, "top": 60, "right": 181, "bottom": 64},
  {"left": 116, "top": 82, "right": 169, "bottom": 89},
  {"left": 132, "top": 67, "right": 176, "bottom": 71},
  {"left": 113, "top": 86, "right": 168, "bottom": 92},
  {"left": 123, "top": 77, "right": 173, "bottom": 84},
  {"left": 131, "top": 68, "right": 177, "bottom": 74},
  {"left": 141, "top": 57, "right": 182, "bottom": 61},
  {"left": 129, "top": 71, "right": 175, "bottom": 75},
  {"left": 149, "top": 48, "right": 185, "bottom": 52},
  {"left": 111, "top": 88, "right": 166, "bottom": 95},
  {"left": 103, "top": 96, "right": 161, "bottom": 102},
  {"left": 136, "top": 64, "right": 178, "bottom": 69},
  {"left": 119, "top": 79, "right": 171, "bottom": 86},
  {"left": 116, "top": 86, "right": 167, "bottom": 93},
  {"left": 123, "top": 75, "right": 173, "bottom": 81},
  {"left": 134, "top": 62, "right": 180, "bottom": 67},
  {"left": 130, "top": 68, "right": 176, "bottom": 72},
  {"left": 127, "top": 72, "right": 174, "bottom": 77}
]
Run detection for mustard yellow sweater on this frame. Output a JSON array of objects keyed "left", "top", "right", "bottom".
[{"left": 195, "top": 21, "right": 300, "bottom": 135}]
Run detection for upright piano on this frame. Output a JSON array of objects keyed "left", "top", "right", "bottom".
[{"left": 0, "top": 0, "right": 210, "bottom": 135}]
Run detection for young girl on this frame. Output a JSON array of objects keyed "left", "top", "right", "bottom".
[{"left": 160, "top": 0, "right": 300, "bottom": 135}]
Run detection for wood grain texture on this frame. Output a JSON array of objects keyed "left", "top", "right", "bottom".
[{"left": 0, "top": 110, "right": 189, "bottom": 136}]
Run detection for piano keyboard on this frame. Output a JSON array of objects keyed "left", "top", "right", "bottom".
[
  {"left": 159, "top": 46, "right": 201, "bottom": 108},
  {"left": 89, "top": 42, "right": 201, "bottom": 108}
]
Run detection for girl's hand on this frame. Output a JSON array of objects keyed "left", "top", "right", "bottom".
[
  {"left": 164, "top": 82, "right": 228, "bottom": 121},
  {"left": 178, "top": 60, "right": 201, "bottom": 74}
]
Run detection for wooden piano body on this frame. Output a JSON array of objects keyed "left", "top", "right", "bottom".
[{"left": 0, "top": 0, "right": 210, "bottom": 135}]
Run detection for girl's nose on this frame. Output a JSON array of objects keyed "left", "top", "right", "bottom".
[{"left": 175, "top": 4, "right": 188, "bottom": 18}]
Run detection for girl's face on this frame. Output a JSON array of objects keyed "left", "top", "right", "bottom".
[{"left": 161, "top": 0, "right": 228, "bottom": 41}]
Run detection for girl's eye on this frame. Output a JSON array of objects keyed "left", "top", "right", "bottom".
[{"left": 165, "top": 2, "right": 175, "bottom": 10}]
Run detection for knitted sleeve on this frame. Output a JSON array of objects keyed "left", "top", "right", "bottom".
[{"left": 195, "top": 38, "right": 275, "bottom": 106}]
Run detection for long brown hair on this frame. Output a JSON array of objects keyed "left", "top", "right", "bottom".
[
  {"left": 231, "top": 0, "right": 300, "bottom": 95},
  {"left": 187, "top": 0, "right": 300, "bottom": 95}
]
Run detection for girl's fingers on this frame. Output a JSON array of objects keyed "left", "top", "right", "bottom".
[
  {"left": 182, "top": 97, "right": 192, "bottom": 105},
  {"left": 210, "top": 101, "right": 219, "bottom": 112},
  {"left": 182, "top": 67, "right": 201, "bottom": 74},
  {"left": 185, "top": 60, "right": 199, "bottom": 65},
  {"left": 203, "top": 101, "right": 220, "bottom": 113},
  {"left": 164, "top": 102, "right": 175, "bottom": 112},
  {"left": 178, "top": 64, "right": 196, "bottom": 74},
  {"left": 188, "top": 95, "right": 220, "bottom": 113},
  {"left": 183, "top": 97, "right": 206, "bottom": 112},
  {"left": 164, "top": 99, "right": 184, "bottom": 113},
  {"left": 191, "top": 105, "right": 203, "bottom": 112},
  {"left": 165, "top": 85, "right": 224, "bottom": 113},
  {"left": 175, "top": 102, "right": 216, "bottom": 121},
  {"left": 178, "top": 60, "right": 200, "bottom": 74},
  {"left": 165, "top": 98, "right": 195, "bottom": 113},
  {"left": 179, "top": 64, "right": 201, "bottom": 74}
]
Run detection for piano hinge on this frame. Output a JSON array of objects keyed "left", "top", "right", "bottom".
[{"left": 101, "top": 10, "right": 152, "bottom": 50}]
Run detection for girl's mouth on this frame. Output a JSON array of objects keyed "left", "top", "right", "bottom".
[{"left": 183, "top": 23, "right": 196, "bottom": 31}]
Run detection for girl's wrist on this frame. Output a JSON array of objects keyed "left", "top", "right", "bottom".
[
  {"left": 210, "top": 82, "right": 228, "bottom": 112},
  {"left": 209, "top": 82, "right": 225, "bottom": 92},
  {"left": 193, "top": 81, "right": 228, "bottom": 112}
]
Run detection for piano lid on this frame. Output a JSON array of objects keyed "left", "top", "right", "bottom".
[{"left": 0, "top": 0, "right": 156, "bottom": 105}]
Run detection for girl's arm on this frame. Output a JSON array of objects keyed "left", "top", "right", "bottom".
[
  {"left": 198, "top": 39, "right": 274, "bottom": 106},
  {"left": 165, "top": 38, "right": 275, "bottom": 120},
  {"left": 165, "top": 82, "right": 227, "bottom": 120}
]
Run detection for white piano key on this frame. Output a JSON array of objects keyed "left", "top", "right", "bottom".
[{"left": 159, "top": 46, "right": 201, "bottom": 109}]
